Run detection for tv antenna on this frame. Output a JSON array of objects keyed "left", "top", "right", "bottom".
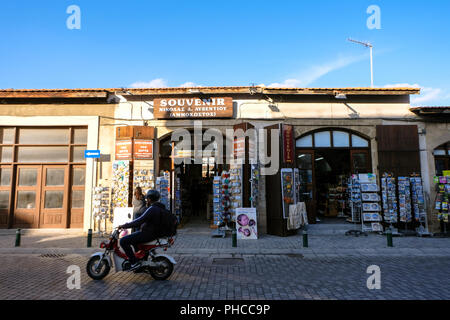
[{"left": 348, "top": 38, "right": 374, "bottom": 88}]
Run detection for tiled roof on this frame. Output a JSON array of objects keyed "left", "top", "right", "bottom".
[{"left": 0, "top": 86, "right": 421, "bottom": 98}]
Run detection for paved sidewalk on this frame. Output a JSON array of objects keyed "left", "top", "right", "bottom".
[{"left": 0, "top": 220, "right": 449, "bottom": 257}]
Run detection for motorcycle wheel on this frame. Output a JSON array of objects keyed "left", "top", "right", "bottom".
[
  {"left": 86, "top": 255, "right": 111, "bottom": 280},
  {"left": 148, "top": 256, "right": 174, "bottom": 281}
]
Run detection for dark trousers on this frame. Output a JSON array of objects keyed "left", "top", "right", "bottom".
[{"left": 119, "top": 231, "right": 156, "bottom": 264}]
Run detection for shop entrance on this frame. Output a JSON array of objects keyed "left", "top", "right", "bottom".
[
  {"left": 296, "top": 129, "right": 371, "bottom": 224},
  {"left": 159, "top": 131, "right": 227, "bottom": 226}
]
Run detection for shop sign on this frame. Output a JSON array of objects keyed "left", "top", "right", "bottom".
[
  {"left": 134, "top": 140, "right": 153, "bottom": 160},
  {"left": 283, "top": 125, "right": 294, "bottom": 164},
  {"left": 153, "top": 97, "right": 233, "bottom": 119},
  {"left": 115, "top": 140, "right": 132, "bottom": 160}
]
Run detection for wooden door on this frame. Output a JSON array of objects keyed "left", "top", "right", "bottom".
[
  {"left": 296, "top": 150, "right": 316, "bottom": 223},
  {"left": 69, "top": 166, "right": 85, "bottom": 228},
  {"left": 39, "top": 166, "right": 68, "bottom": 228},
  {"left": 14, "top": 166, "right": 42, "bottom": 228}
]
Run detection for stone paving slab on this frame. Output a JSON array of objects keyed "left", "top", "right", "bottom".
[{"left": 1, "top": 253, "right": 450, "bottom": 300}]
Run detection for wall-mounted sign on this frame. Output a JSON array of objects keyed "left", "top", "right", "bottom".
[
  {"left": 84, "top": 150, "right": 101, "bottom": 159},
  {"left": 153, "top": 97, "right": 233, "bottom": 119},
  {"left": 115, "top": 140, "right": 132, "bottom": 160},
  {"left": 134, "top": 140, "right": 153, "bottom": 160},
  {"left": 283, "top": 125, "right": 294, "bottom": 164}
]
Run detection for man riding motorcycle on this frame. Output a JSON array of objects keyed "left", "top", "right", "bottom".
[{"left": 118, "top": 189, "right": 166, "bottom": 271}]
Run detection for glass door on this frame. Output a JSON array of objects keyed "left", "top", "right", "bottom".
[
  {"left": 14, "top": 166, "right": 42, "bottom": 228},
  {"left": 0, "top": 166, "right": 12, "bottom": 227},
  {"left": 39, "top": 166, "right": 68, "bottom": 228},
  {"left": 351, "top": 150, "right": 371, "bottom": 174},
  {"left": 296, "top": 150, "right": 316, "bottom": 223}
]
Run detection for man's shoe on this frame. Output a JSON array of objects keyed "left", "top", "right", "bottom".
[{"left": 128, "top": 261, "right": 142, "bottom": 272}]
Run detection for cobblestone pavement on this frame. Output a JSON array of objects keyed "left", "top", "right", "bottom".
[{"left": 0, "top": 253, "right": 449, "bottom": 300}]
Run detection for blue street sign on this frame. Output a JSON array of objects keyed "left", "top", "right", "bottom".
[{"left": 84, "top": 150, "right": 101, "bottom": 158}]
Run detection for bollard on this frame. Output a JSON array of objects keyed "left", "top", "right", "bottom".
[
  {"left": 303, "top": 230, "right": 308, "bottom": 248},
  {"left": 87, "top": 229, "right": 92, "bottom": 248},
  {"left": 386, "top": 228, "right": 393, "bottom": 247},
  {"left": 232, "top": 230, "right": 237, "bottom": 247},
  {"left": 15, "top": 229, "right": 21, "bottom": 247}
]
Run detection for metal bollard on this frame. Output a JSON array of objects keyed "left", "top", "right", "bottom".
[
  {"left": 87, "top": 229, "right": 92, "bottom": 248},
  {"left": 386, "top": 228, "right": 393, "bottom": 247},
  {"left": 15, "top": 229, "right": 21, "bottom": 247},
  {"left": 303, "top": 230, "right": 308, "bottom": 248},
  {"left": 232, "top": 230, "right": 237, "bottom": 247}
]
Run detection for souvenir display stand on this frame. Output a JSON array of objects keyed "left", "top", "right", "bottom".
[
  {"left": 348, "top": 175, "right": 362, "bottom": 224},
  {"left": 93, "top": 183, "right": 112, "bottom": 235},
  {"left": 280, "top": 168, "right": 295, "bottom": 219},
  {"left": 132, "top": 164, "right": 155, "bottom": 196},
  {"left": 156, "top": 172, "right": 170, "bottom": 210},
  {"left": 410, "top": 174, "right": 432, "bottom": 237},
  {"left": 250, "top": 164, "right": 260, "bottom": 209},
  {"left": 398, "top": 176, "right": 416, "bottom": 236},
  {"left": 212, "top": 176, "right": 222, "bottom": 227},
  {"left": 229, "top": 163, "right": 243, "bottom": 224},
  {"left": 174, "top": 175, "right": 182, "bottom": 223},
  {"left": 381, "top": 173, "right": 400, "bottom": 235},
  {"left": 434, "top": 175, "right": 450, "bottom": 236},
  {"left": 359, "top": 174, "right": 383, "bottom": 233},
  {"left": 212, "top": 171, "right": 232, "bottom": 238}
]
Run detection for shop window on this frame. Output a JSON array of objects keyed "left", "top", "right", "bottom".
[
  {"left": 44, "top": 191, "right": 64, "bottom": 209},
  {"left": 0, "top": 128, "right": 15, "bottom": 144},
  {"left": 72, "top": 168, "right": 85, "bottom": 186},
  {"left": 73, "top": 128, "right": 88, "bottom": 144},
  {"left": 434, "top": 149, "right": 447, "bottom": 156},
  {"left": 314, "top": 131, "right": 331, "bottom": 147},
  {"left": 0, "top": 168, "right": 11, "bottom": 186},
  {"left": 71, "top": 190, "right": 85, "bottom": 208},
  {"left": 296, "top": 135, "right": 313, "bottom": 148},
  {"left": 18, "top": 168, "right": 38, "bottom": 186},
  {"left": 19, "top": 128, "right": 69, "bottom": 145},
  {"left": 434, "top": 142, "right": 450, "bottom": 176},
  {"left": 72, "top": 146, "right": 86, "bottom": 163},
  {"left": 0, "top": 191, "right": 9, "bottom": 209},
  {"left": 46, "top": 168, "right": 65, "bottom": 186},
  {"left": 333, "top": 131, "right": 350, "bottom": 147},
  {"left": 16, "top": 191, "right": 36, "bottom": 209},
  {"left": 0, "top": 147, "right": 13, "bottom": 163},
  {"left": 351, "top": 135, "right": 369, "bottom": 147},
  {"left": 17, "top": 147, "right": 68, "bottom": 163}
]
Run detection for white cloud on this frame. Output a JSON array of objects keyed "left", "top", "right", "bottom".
[
  {"left": 179, "top": 82, "right": 198, "bottom": 87},
  {"left": 129, "top": 78, "right": 168, "bottom": 88},
  {"left": 383, "top": 83, "right": 446, "bottom": 106},
  {"left": 269, "top": 54, "right": 368, "bottom": 88}
]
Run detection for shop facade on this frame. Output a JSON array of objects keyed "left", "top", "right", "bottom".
[{"left": 1, "top": 87, "right": 448, "bottom": 235}]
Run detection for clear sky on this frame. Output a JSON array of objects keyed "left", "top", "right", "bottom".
[{"left": 1, "top": 0, "right": 449, "bottom": 106}]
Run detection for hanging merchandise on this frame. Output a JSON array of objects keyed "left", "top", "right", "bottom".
[
  {"left": 221, "top": 171, "right": 232, "bottom": 228},
  {"left": 156, "top": 172, "right": 170, "bottom": 210},
  {"left": 132, "top": 162, "right": 155, "bottom": 196},
  {"left": 280, "top": 168, "right": 294, "bottom": 219},
  {"left": 434, "top": 175, "right": 450, "bottom": 235},
  {"left": 212, "top": 176, "right": 222, "bottom": 226},
  {"left": 410, "top": 174, "right": 431, "bottom": 236},
  {"left": 397, "top": 177, "right": 414, "bottom": 236},
  {"left": 112, "top": 160, "right": 131, "bottom": 208},
  {"left": 250, "top": 164, "right": 260, "bottom": 209},
  {"left": 93, "top": 185, "right": 112, "bottom": 234},
  {"left": 359, "top": 173, "right": 383, "bottom": 233},
  {"left": 174, "top": 176, "right": 182, "bottom": 222},
  {"left": 229, "top": 163, "right": 243, "bottom": 223},
  {"left": 348, "top": 174, "right": 362, "bottom": 223}
]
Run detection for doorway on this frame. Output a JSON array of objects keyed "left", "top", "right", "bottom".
[{"left": 295, "top": 129, "right": 371, "bottom": 224}]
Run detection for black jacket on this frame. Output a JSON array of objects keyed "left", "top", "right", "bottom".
[{"left": 122, "top": 202, "right": 166, "bottom": 236}]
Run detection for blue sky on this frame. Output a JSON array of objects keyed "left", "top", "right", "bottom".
[{"left": 1, "top": 0, "right": 449, "bottom": 106}]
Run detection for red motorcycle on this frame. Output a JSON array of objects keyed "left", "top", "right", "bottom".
[{"left": 86, "top": 228, "right": 176, "bottom": 281}]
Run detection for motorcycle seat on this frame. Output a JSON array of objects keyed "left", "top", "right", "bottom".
[{"left": 141, "top": 238, "right": 169, "bottom": 246}]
